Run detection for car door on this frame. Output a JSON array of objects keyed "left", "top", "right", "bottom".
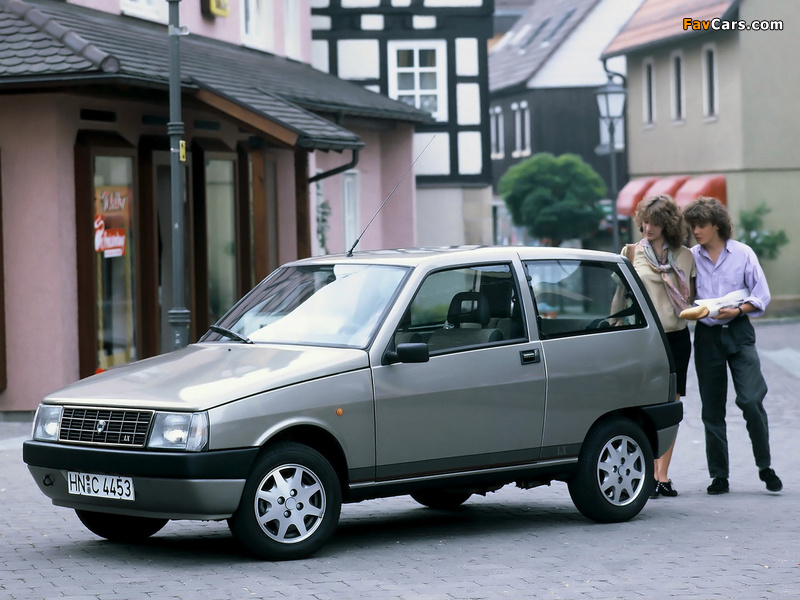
[
  {"left": 371, "top": 262, "right": 546, "bottom": 481},
  {"left": 524, "top": 258, "right": 672, "bottom": 456}
]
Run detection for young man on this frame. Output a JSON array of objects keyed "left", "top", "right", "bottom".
[{"left": 683, "top": 197, "right": 782, "bottom": 495}]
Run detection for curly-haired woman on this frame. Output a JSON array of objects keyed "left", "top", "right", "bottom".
[{"left": 622, "top": 194, "right": 696, "bottom": 498}]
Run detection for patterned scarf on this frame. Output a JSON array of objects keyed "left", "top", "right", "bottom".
[{"left": 639, "top": 239, "right": 691, "bottom": 317}]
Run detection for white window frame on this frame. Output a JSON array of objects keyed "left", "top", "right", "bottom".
[
  {"left": 670, "top": 51, "right": 685, "bottom": 122},
  {"left": 120, "top": 0, "right": 168, "bottom": 23},
  {"left": 511, "top": 101, "right": 531, "bottom": 158},
  {"left": 285, "top": 1, "right": 302, "bottom": 60},
  {"left": 343, "top": 171, "right": 360, "bottom": 252},
  {"left": 642, "top": 57, "right": 656, "bottom": 126},
  {"left": 387, "top": 40, "right": 448, "bottom": 122},
  {"left": 702, "top": 43, "right": 719, "bottom": 119},
  {"left": 242, "top": 0, "right": 274, "bottom": 52},
  {"left": 490, "top": 106, "right": 504, "bottom": 159}
]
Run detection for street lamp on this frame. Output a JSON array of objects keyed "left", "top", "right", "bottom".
[
  {"left": 595, "top": 73, "right": 627, "bottom": 253},
  {"left": 167, "top": 0, "right": 190, "bottom": 350}
]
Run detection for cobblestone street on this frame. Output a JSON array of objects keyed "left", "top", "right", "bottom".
[{"left": 2, "top": 320, "right": 799, "bottom": 600}]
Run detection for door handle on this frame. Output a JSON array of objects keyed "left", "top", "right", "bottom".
[{"left": 520, "top": 349, "right": 541, "bottom": 365}]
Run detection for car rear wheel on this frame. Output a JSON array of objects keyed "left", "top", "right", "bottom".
[
  {"left": 228, "top": 442, "right": 342, "bottom": 561},
  {"left": 410, "top": 490, "right": 472, "bottom": 510},
  {"left": 568, "top": 418, "right": 653, "bottom": 523},
  {"left": 75, "top": 510, "right": 168, "bottom": 542}
]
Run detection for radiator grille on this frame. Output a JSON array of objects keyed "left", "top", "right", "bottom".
[{"left": 59, "top": 407, "right": 154, "bottom": 447}]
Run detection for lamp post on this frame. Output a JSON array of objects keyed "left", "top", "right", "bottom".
[
  {"left": 595, "top": 74, "right": 627, "bottom": 253},
  {"left": 167, "top": 0, "right": 190, "bottom": 350}
]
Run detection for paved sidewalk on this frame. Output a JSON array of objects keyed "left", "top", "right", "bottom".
[{"left": 2, "top": 319, "right": 799, "bottom": 600}]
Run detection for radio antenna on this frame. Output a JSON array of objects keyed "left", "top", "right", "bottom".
[{"left": 346, "top": 135, "right": 435, "bottom": 257}]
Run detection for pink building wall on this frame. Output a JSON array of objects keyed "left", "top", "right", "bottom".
[
  {"left": 66, "top": 0, "right": 312, "bottom": 62},
  {"left": 0, "top": 96, "right": 80, "bottom": 411}
]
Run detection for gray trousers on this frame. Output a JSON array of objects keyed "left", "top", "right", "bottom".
[{"left": 693, "top": 317, "right": 771, "bottom": 479}]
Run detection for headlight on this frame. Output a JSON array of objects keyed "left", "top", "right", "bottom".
[
  {"left": 32, "top": 405, "right": 63, "bottom": 441},
  {"left": 148, "top": 412, "right": 209, "bottom": 451}
]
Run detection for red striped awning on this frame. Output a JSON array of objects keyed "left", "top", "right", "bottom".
[
  {"left": 673, "top": 174, "right": 727, "bottom": 209},
  {"left": 616, "top": 177, "right": 658, "bottom": 216}
]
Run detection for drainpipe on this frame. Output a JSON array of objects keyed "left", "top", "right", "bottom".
[{"left": 308, "top": 148, "right": 360, "bottom": 183}]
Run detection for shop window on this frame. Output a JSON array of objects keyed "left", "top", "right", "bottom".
[
  {"left": 75, "top": 132, "right": 139, "bottom": 377},
  {"left": 205, "top": 159, "right": 238, "bottom": 325}
]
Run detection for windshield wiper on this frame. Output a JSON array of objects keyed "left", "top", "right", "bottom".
[{"left": 208, "top": 325, "right": 254, "bottom": 344}]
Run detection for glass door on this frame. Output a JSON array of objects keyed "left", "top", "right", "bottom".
[{"left": 93, "top": 156, "right": 137, "bottom": 370}]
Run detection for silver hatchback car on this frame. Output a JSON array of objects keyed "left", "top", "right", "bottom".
[{"left": 24, "top": 246, "right": 681, "bottom": 560}]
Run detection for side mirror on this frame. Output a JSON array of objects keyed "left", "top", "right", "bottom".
[{"left": 384, "top": 342, "right": 429, "bottom": 365}]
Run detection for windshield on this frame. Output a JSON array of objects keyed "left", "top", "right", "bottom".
[{"left": 205, "top": 264, "right": 409, "bottom": 348}]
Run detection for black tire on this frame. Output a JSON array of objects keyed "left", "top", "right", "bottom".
[
  {"left": 568, "top": 418, "right": 653, "bottom": 523},
  {"left": 75, "top": 510, "right": 168, "bottom": 542},
  {"left": 410, "top": 489, "right": 472, "bottom": 510},
  {"left": 228, "top": 442, "right": 342, "bottom": 561}
]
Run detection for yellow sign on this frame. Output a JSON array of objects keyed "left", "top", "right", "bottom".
[
  {"left": 202, "top": 0, "right": 229, "bottom": 18},
  {"left": 179, "top": 140, "right": 186, "bottom": 162}
]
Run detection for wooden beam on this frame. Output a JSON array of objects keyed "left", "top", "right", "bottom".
[{"left": 194, "top": 89, "right": 299, "bottom": 148}]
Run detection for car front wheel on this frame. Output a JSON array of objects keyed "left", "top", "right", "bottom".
[
  {"left": 75, "top": 510, "right": 168, "bottom": 542},
  {"left": 568, "top": 418, "right": 653, "bottom": 523},
  {"left": 228, "top": 442, "right": 342, "bottom": 560}
]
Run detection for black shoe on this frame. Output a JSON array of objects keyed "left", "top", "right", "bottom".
[
  {"left": 657, "top": 480, "right": 678, "bottom": 497},
  {"left": 759, "top": 468, "right": 783, "bottom": 492},
  {"left": 707, "top": 477, "right": 729, "bottom": 495},
  {"left": 650, "top": 482, "right": 660, "bottom": 499}
]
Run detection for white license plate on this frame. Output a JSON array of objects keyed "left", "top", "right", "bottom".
[{"left": 67, "top": 471, "right": 135, "bottom": 501}]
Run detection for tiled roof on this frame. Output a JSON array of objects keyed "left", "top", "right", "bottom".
[
  {"left": 602, "top": 0, "right": 738, "bottom": 58},
  {"left": 489, "top": 0, "right": 601, "bottom": 93},
  {"left": 0, "top": 0, "right": 431, "bottom": 150}
]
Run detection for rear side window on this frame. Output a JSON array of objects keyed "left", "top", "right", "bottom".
[{"left": 524, "top": 260, "right": 645, "bottom": 339}]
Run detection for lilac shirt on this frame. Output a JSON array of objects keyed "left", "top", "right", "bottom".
[{"left": 691, "top": 239, "right": 770, "bottom": 326}]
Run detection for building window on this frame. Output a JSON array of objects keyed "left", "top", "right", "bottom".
[
  {"left": 490, "top": 106, "right": 504, "bottom": 159},
  {"left": 643, "top": 58, "right": 655, "bottom": 125},
  {"left": 285, "top": 0, "right": 302, "bottom": 60},
  {"left": 511, "top": 101, "right": 531, "bottom": 158},
  {"left": 120, "top": 0, "right": 168, "bottom": 23},
  {"left": 387, "top": 40, "right": 448, "bottom": 121},
  {"left": 205, "top": 159, "right": 238, "bottom": 326},
  {"left": 703, "top": 44, "right": 718, "bottom": 118},
  {"left": 671, "top": 52, "right": 684, "bottom": 122},
  {"left": 242, "top": 0, "right": 274, "bottom": 52},
  {"left": 343, "top": 171, "right": 360, "bottom": 252}
]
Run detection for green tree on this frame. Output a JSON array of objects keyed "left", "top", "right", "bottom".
[
  {"left": 739, "top": 203, "right": 789, "bottom": 260},
  {"left": 498, "top": 152, "right": 607, "bottom": 246}
]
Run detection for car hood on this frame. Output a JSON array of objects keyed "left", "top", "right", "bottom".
[{"left": 45, "top": 343, "right": 370, "bottom": 411}]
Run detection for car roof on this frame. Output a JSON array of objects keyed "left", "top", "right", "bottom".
[{"left": 286, "top": 245, "right": 622, "bottom": 269}]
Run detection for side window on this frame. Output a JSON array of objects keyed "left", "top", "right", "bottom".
[
  {"left": 395, "top": 264, "right": 526, "bottom": 354},
  {"left": 525, "top": 260, "right": 645, "bottom": 339}
]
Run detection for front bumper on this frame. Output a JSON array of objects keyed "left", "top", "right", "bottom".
[{"left": 23, "top": 441, "right": 259, "bottom": 520}]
